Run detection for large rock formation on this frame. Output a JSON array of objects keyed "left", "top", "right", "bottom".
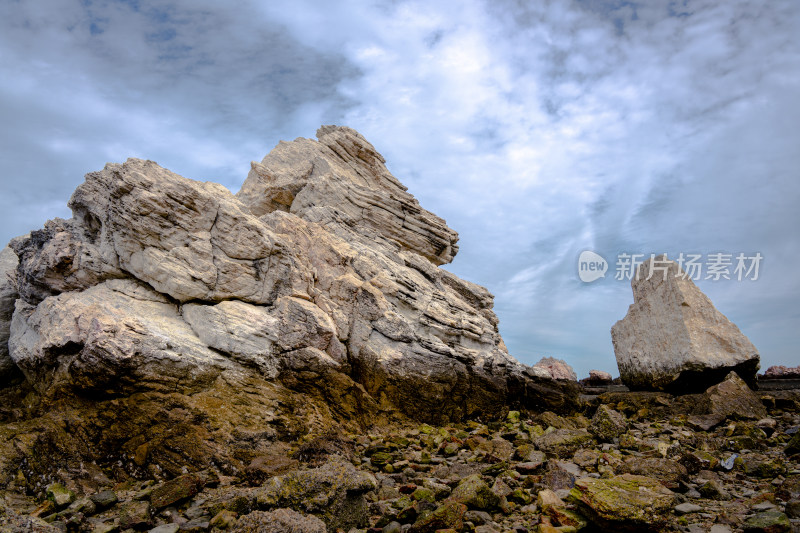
[
  {"left": 611, "top": 256, "right": 760, "bottom": 392},
  {"left": 0, "top": 126, "right": 578, "bottom": 490}
]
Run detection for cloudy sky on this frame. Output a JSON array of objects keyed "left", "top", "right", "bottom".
[{"left": 1, "top": 0, "right": 798, "bottom": 378}]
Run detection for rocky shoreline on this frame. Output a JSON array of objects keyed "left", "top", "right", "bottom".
[{"left": 1, "top": 374, "right": 799, "bottom": 533}]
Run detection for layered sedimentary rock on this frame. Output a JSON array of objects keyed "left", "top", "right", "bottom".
[
  {"left": 0, "top": 246, "right": 19, "bottom": 380},
  {"left": 237, "top": 125, "right": 459, "bottom": 266},
  {"left": 611, "top": 256, "right": 760, "bottom": 392},
  {"left": 0, "top": 126, "right": 578, "bottom": 489}
]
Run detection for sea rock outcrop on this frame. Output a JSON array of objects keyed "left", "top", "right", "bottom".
[
  {"left": 611, "top": 256, "right": 760, "bottom": 392},
  {"left": 580, "top": 369, "right": 614, "bottom": 387},
  {"left": 533, "top": 357, "right": 577, "bottom": 381},
  {"left": 0, "top": 126, "right": 579, "bottom": 490},
  {"left": 764, "top": 365, "right": 800, "bottom": 379}
]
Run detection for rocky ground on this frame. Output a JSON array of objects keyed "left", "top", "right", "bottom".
[{"left": 2, "top": 377, "right": 799, "bottom": 533}]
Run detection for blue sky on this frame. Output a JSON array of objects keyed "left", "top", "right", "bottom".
[{"left": 1, "top": 0, "right": 798, "bottom": 378}]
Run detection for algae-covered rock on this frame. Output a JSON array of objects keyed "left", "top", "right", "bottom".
[
  {"left": 534, "top": 429, "right": 593, "bottom": 458},
  {"left": 448, "top": 474, "right": 500, "bottom": 510},
  {"left": 619, "top": 457, "right": 688, "bottom": 490},
  {"left": 256, "top": 455, "right": 376, "bottom": 531},
  {"left": 742, "top": 510, "right": 791, "bottom": 533},
  {"left": 785, "top": 431, "right": 800, "bottom": 456},
  {"left": 568, "top": 474, "right": 676, "bottom": 532},
  {"left": 118, "top": 500, "right": 152, "bottom": 530},
  {"left": 45, "top": 483, "right": 76, "bottom": 509},
  {"left": 408, "top": 500, "right": 467, "bottom": 533},
  {"left": 589, "top": 405, "right": 627, "bottom": 443},
  {"left": 232, "top": 508, "right": 326, "bottom": 533}
]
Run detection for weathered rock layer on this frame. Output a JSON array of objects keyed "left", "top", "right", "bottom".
[{"left": 0, "top": 126, "right": 578, "bottom": 490}]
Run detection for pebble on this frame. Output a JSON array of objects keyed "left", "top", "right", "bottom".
[{"left": 674, "top": 503, "right": 703, "bottom": 515}]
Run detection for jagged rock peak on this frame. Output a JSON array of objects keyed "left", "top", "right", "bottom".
[
  {"left": 611, "top": 256, "right": 760, "bottom": 392},
  {"left": 2, "top": 126, "right": 578, "bottom": 427},
  {"left": 237, "top": 125, "right": 459, "bottom": 266}
]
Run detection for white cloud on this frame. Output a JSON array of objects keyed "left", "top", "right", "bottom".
[{"left": 1, "top": 0, "right": 798, "bottom": 377}]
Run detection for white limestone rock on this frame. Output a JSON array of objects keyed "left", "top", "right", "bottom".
[
  {"left": 611, "top": 256, "right": 760, "bottom": 392},
  {"left": 9, "top": 279, "right": 236, "bottom": 396},
  {"left": 237, "top": 126, "right": 459, "bottom": 266},
  {"left": 63, "top": 158, "right": 310, "bottom": 304}
]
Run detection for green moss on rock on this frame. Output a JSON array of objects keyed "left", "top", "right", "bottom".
[{"left": 568, "top": 474, "right": 675, "bottom": 532}]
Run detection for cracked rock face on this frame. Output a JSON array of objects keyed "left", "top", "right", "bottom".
[
  {"left": 611, "top": 256, "right": 760, "bottom": 392},
  {"left": 1, "top": 126, "right": 577, "bottom": 430},
  {"left": 0, "top": 246, "right": 20, "bottom": 381}
]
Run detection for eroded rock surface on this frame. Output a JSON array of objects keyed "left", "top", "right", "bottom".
[
  {"left": 237, "top": 126, "right": 459, "bottom": 266},
  {"left": 0, "top": 126, "right": 579, "bottom": 496},
  {"left": 612, "top": 256, "right": 760, "bottom": 392},
  {"left": 0, "top": 246, "right": 20, "bottom": 381}
]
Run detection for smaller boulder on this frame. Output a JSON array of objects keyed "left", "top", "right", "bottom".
[
  {"left": 588, "top": 405, "right": 627, "bottom": 443},
  {"left": 448, "top": 474, "right": 500, "bottom": 511},
  {"left": 534, "top": 429, "right": 593, "bottom": 458},
  {"left": 581, "top": 370, "right": 614, "bottom": 386},
  {"left": 533, "top": 357, "right": 577, "bottom": 381},
  {"left": 704, "top": 371, "right": 767, "bottom": 421}
]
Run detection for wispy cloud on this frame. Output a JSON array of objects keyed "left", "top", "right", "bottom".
[{"left": 1, "top": 0, "right": 798, "bottom": 376}]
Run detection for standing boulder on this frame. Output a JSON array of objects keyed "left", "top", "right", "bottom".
[{"left": 611, "top": 256, "right": 759, "bottom": 392}]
